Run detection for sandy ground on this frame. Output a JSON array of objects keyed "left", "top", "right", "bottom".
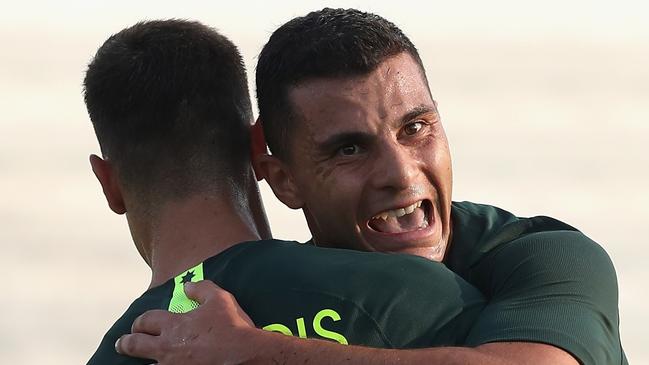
[{"left": 1, "top": 1, "right": 647, "bottom": 363}]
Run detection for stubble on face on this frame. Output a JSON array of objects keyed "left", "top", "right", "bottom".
[{"left": 282, "top": 53, "right": 453, "bottom": 261}]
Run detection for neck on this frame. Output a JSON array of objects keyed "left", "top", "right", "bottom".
[{"left": 140, "top": 192, "right": 267, "bottom": 288}]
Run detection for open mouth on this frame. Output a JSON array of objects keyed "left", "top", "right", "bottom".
[{"left": 368, "top": 200, "right": 432, "bottom": 234}]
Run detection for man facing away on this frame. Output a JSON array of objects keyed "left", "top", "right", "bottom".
[
  {"left": 84, "top": 19, "right": 486, "bottom": 365},
  {"left": 118, "top": 8, "right": 627, "bottom": 365}
]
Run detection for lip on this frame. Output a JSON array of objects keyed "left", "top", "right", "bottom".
[{"left": 362, "top": 199, "right": 439, "bottom": 251}]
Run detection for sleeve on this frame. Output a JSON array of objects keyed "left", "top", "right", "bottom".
[
  {"left": 86, "top": 313, "right": 154, "bottom": 365},
  {"left": 464, "top": 231, "right": 625, "bottom": 365},
  {"left": 86, "top": 288, "right": 173, "bottom": 365}
]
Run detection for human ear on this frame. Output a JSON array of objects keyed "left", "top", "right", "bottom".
[
  {"left": 255, "top": 154, "right": 304, "bottom": 209},
  {"left": 250, "top": 119, "right": 268, "bottom": 181},
  {"left": 89, "top": 154, "right": 127, "bottom": 214}
]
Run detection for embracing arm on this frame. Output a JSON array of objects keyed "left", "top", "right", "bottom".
[
  {"left": 116, "top": 281, "right": 577, "bottom": 365},
  {"left": 243, "top": 330, "right": 575, "bottom": 365}
]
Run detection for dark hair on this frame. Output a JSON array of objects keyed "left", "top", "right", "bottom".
[
  {"left": 84, "top": 19, "right": 252, "bottom": 201},
  {"left": 256, "top": 8, "right": 426, "bottom": 159}
]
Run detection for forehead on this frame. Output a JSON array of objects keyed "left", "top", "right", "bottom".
[{"left": 287, "top": 53, "right": 434, "bottom": 141}]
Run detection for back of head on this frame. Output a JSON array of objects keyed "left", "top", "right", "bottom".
[
  {"left": 256, "top": 8, "right": 426, "bottom": 159},
  {"left": 84, "top": 19, "right": 252, "bottom": 207}
]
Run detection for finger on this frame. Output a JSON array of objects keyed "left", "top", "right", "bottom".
[
  {"left": 115, "top": 333, "right": 161, "bottom": 360},
  {"left": 184, "top": 279, "right": 223, "bottom": 304},
  {"left": 131, "top": 309, "right": 175, "bottom": 335}
]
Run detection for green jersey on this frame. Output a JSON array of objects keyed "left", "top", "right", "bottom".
[
  {"left": 447, "top": 201, "right": 627, "bottom": 365},
  {"left": 87, "top": 239, "right": 485, "bottom": 364}
]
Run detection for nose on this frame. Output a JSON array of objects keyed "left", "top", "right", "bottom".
[{"left": 370, "top": 140, "right": 420, "bottom": 192}]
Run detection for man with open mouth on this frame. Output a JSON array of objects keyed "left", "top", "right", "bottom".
[
  {"left": 84, "top": 18, "right": 486, "bottom": 365},
  {"left": 117, "top": 8, "right": 627, "bottom": 365}
]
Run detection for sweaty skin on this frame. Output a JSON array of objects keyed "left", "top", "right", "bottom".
[{"left": 262, "top": 53, "right": 453, "bottom": 261}]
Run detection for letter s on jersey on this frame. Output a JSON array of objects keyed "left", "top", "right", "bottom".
[
  {"left": 313, "top": 308, "right": 349, "bottom": 344},
  {"left": 262, "top": 308, "right": 349, "bottom": 345}
]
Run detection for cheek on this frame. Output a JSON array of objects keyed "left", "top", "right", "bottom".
[
  {"left": 416, "top": 139, "right": 452, "bottom": 183},
  {"left": 308, "top": 160, "right": 364, "bottom": 196},
  {"left": 306, "top": 174, "right": 363, "bottom": 220},
  {"left": 432, "top": 147, "right": 452, "bottom": 174},
  {"left": 314, "top": 164, "right": 336, "bottom": 182}
]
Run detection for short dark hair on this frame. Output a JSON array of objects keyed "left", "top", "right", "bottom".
[
  {"left": 256, "top": 8, "right": 426, "bottom": 159},
  {"left": 84, "top": 19, "right": 252, "bottom": 202}
]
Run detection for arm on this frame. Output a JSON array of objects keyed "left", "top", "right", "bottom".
[
  {"left": 251, "top": 335, "right": 574, "bottom": 365},
  {"left": 116, "top": 281, "right": 577, "bottom": 365}
]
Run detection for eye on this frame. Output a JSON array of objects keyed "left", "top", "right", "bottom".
[
  {"left": 403, "top": 120, "right": 425, "bottom": 136},
  {"left": 338, "top": 144, "right": 361, "bottom": 156}
]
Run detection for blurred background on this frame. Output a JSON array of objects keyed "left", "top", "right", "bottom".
[{"left": 1, "top": 0, "right": 647, "bottom": 363}]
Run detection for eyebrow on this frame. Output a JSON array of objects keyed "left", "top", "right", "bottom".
[
  {"left": 398, "top": 105, "right": 438, "bottom": 127},
  {"left": 315, "top": 105, "right": 438, "bottom": 153}
]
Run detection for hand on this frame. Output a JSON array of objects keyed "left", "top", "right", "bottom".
[{"left": 116, "top": 280, "right": 260, "bottom": 365}]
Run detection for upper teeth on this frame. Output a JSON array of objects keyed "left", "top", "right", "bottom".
[{"left": 373, "top": 201, "right": 422, "bottom": 220}]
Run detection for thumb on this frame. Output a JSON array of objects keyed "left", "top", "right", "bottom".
[{"left": 184, "top": 280, "right": 222, "bottom": 304}]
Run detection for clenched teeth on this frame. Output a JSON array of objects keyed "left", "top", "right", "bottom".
[{"left": 373, "top": 201, "right": 423, "bottom": 220}]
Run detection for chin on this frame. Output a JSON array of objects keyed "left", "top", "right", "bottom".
[
  {"left": 360, "top": 234, "right": 444, "bottom": 260},
  {"left": 389, "top": 244, "right": 445, "bottom": 261}
]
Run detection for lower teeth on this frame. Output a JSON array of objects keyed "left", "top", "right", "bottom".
[{"left": 419, "top": 218, "right": 429, "bottom": 229}]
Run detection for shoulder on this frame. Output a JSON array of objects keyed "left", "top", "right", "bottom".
[
  {"left": 491, "top": 230, "right": 615, "bottom": 282},
  {"left": 87, "top": 305, "right": 145, "bottom": 364},
  {"left": 86, "top": 287, "right": 172, "bottom": 365},
  {"left": 467, "top": 230, "right": 624, "bottom": 364},
  {"left": 227, "top": 239, "right": 450, "bottom": 279},
  {"left": 493, "top": 230, "right": 618, "bottom": 306},
  {"left": 220, "top": 240, "right": 485, "bottom": 348},
  {"left": 450, "top": 200, "right": 584, "bottom": 270},
  {"left": 494, "top": 229, "right": 609, "bottom": 261},
  {"left": 471, "top": 228, "right": 618, "bottom": 300}
]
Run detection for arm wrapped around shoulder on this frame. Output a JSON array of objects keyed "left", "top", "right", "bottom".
[{"left": 464, "top": 230, "right": 626, "bottom": 365}]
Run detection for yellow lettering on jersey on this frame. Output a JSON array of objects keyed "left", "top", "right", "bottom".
[
  {"left": 261, "top": 308, "right": 348, "bottom": 345},
  {"left": 296, "top": 317, "right": 308, "bottom": 338},
  {"left": 262, "top": 323, "right": 293, "bottom": 336},
  {"left": 313, "top": 309, "right": 349, "bottom": 345}
]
